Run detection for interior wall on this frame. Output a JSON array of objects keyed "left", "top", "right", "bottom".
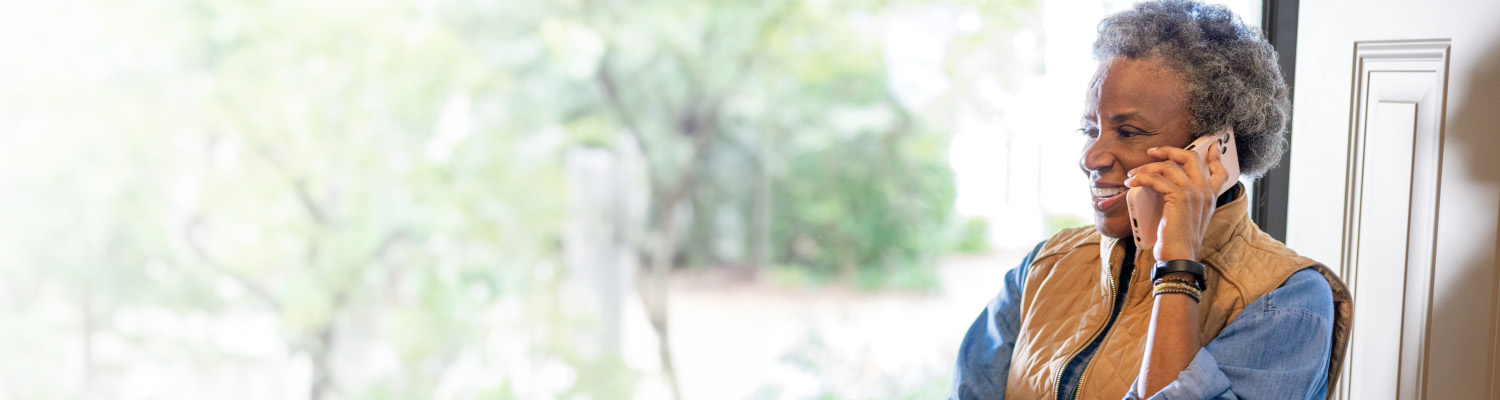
[{"left": 1285, "top": 0, "right": 1500, "bottom": 398}]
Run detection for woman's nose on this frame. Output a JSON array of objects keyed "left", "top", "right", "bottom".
[{"left": 1079, "top": 139, "right": 1116, "bottom": 174}]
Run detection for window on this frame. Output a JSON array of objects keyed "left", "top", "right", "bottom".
[{"left": 0, "top": 1, "right": 1274, "bottom": 398}]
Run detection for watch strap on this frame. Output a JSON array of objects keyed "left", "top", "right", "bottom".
[{"left": 1151, "top": 259, "right": 1206, "bottom": 285}]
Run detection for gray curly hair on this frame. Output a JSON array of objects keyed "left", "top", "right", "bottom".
[{"left": 1094, "top": 0, "right": 1289, "bottom": 177}]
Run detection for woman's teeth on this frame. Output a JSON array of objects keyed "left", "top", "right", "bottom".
[{"left": 1092, "top": 186, "right": 1126, "bottom": 198}]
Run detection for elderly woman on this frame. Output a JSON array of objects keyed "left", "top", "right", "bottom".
[{"left": 950, "top": 1, "right": 1352, "bottom": 399}]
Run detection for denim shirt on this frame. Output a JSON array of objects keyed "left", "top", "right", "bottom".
[{"left": 950, "top": 243, "right": 1335, "bottom": 400}]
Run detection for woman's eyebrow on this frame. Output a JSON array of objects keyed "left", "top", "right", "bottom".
[{"left": 1107, "top": 111, "right": 1146, "bottom": 123}]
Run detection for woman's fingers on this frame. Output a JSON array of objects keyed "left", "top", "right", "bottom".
[
  {"left": 1130, "top": 159, "right": 1191, "bottom": 188},
  {"left": 1125, "top": 169, "right": 1183, "bottom": 195},
  {"left": 1148, "top": 146, "right": 1209, "bottom": 183},
  {"left": 1206, "top": 141, "right": 1228, "bottom": 192}
]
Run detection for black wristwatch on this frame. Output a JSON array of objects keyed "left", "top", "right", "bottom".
[{"left": 1152, "top": 259, "right": 1206, "bottom": 287}]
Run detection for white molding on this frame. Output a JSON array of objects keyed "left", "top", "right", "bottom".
[{"left": 1339, "top": 38, "right": 1451, "bottom": 400}]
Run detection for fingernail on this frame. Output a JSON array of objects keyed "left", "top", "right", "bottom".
[{"left": 1147, "top": 147, "right": 1158, "bottom": 152}]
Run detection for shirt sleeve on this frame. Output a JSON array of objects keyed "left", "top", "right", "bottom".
[
  {"left": 950, "top": 241, "right": 1044, "bottom": 400},
  {"left": 1123, "top": 268, "right": 1336, "bottom": 400}
]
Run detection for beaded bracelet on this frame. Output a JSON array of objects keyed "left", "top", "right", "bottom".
[
  {"left": 1152, "top": 275, "right": 1204, "bottom": 291},
  {"left": 1152, "top": 282, "right": 1202, "bottom": 303},
  {"left": 1154, "top": 288, "right": 1201, "bottom": 303}
]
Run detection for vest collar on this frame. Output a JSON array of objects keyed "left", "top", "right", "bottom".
[{"left": 1199, "top": 182, "right": 1251, "bottom": 262}]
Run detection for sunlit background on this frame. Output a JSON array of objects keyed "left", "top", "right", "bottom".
[{"left": 0, "top": 0, "right": 1258, "bottom": 398}]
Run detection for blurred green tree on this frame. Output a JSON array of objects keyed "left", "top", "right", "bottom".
[
  {"left": 0, "top": 0, "right": 570, "bottom": 398},
  {"left": 0, "top": 0, "right": 1033, "bottom": 397},
  {"left": 522, "top": 0, "right": 991, "bottom": 395}
]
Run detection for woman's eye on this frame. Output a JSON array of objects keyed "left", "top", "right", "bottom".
[
  {"left": 1078, "top": 127, "right": 1099, "bottom": 138},
  {"left": 1118, "top": 128, "right": 1144, "bottom": 138}
]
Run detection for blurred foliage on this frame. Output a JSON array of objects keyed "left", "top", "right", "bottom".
[
  {"left": 2, "top": 0, "right": 570, "bottom": 397},
  {"left": 771, "top": 115, "right": 956, "bottom": 282},
  {"left": 0, "top": 0, "right": 1034, "bottom": 397},
  {"left": 952, "top": 218, "right": 994, "bottom": 254}
]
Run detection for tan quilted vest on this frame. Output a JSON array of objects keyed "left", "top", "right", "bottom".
[{"left": 1004, "top": 188, "right": 1352, "bottom": 400}]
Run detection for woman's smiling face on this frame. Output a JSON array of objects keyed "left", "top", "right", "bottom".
[{"left": 1079, "top": 57, "right": 1197, "bottom": 239}]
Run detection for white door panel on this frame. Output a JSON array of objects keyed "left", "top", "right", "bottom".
[{"left": 1347, "top": 100, "right": 1416, "bottom": 400}]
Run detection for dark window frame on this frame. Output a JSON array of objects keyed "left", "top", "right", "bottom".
[{"left": 1254, "top": 0, "right": 1299, "bottom": 242}]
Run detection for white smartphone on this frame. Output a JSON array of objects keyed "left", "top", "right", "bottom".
[{"left": 1126, "top": 128, "right": 1242, "bottom": 252}]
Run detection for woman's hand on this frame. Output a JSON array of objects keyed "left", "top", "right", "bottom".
[
  {"left": 1126, "top": 140, "right": 1228, "bottom": 396},
  {"left": 1123, "top": 140, "right": 1229, "bottom": 261}
]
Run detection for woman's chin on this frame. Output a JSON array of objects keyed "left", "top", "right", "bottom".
[{"left": 1095, "top": 216, "right": 1133, "bottom": 239}]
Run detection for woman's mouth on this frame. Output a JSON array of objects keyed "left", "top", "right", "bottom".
[{"left": 1091, "top": 185, "right": 1127, "bottom": 211}]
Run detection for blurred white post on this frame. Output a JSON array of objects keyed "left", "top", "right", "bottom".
[{"left": 563, "top": 148, "right": 626, "bottom": 359}]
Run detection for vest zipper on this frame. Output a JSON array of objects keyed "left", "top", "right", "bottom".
[
  {"left": 1051, "top": 263, "right": 1119, "bottom": 400},
  {"left": 1071, "top": 267, "right": 1131, "bottom": 400}
]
